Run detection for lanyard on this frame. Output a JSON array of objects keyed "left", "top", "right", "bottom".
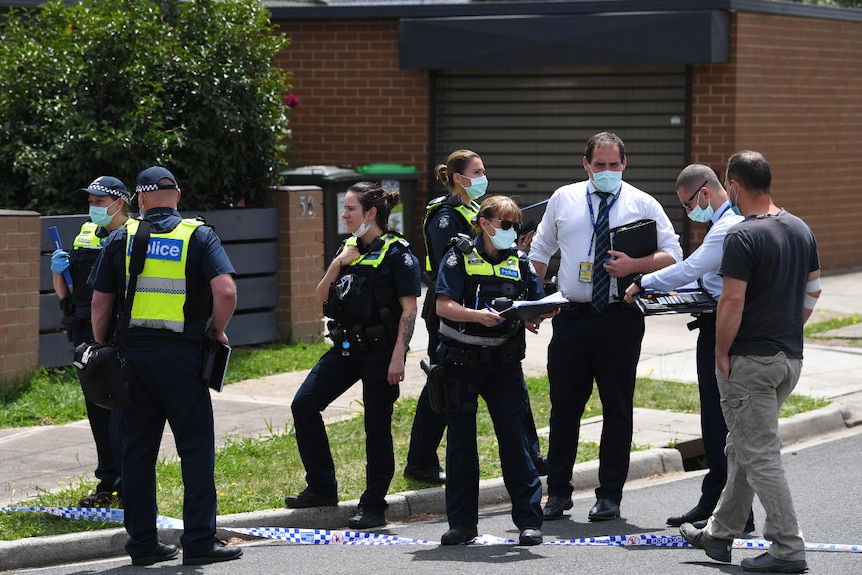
[
  {"left": 715, "top": 203, "right": 733, "bottom": 221},
  {"left": 586, "top": 187, "right": 620, "bottom": 258}
]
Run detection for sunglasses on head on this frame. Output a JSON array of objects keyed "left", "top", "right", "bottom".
[{"left": 491, "top": 217, "right": 522, "bottom": 233}]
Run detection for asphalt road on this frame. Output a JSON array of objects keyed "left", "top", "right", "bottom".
[{"left": 16, "top": 425, "right": 862, "bottom": 575}]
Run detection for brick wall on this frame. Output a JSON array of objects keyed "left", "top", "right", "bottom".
[
  {"left": 691, "top": 12, "right": 862, "bottom": 272},
  {"left": 265, "top": 186, "right": 326, "bottom": 343},
  {"left": 274, "top": 13, "right": 861, "bottom": 272},
  {"left": 273, "top": 18, "right": 431, "bottom": 259},
  {"left": 0, "top": 210, "right": 40, "bottom": 386}
]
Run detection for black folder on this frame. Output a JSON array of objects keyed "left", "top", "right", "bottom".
[
  {"left": 610, "top": 219, "right": 657, "bottom": 297},
  {"left": 202, "top": 339, "right": 231, "bottom": 392},
  {"left": 519, "top": 199, "right": 549, "bottom": 235}
]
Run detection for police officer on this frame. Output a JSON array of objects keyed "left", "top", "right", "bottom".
[
  {"left": 406, "top": 150, "right": 547, "bottom": 485},
  {"left": 404, "top": 149, "right": 484, "bottom": 484},
  {"left": 435, "top": 195, "right": 547, "bottom": 546},
  {"left": 287, "top": 181, "right": 420, "bottom": 531},
  {"left": 50, "top": 176, "right": 130, "bottom": 508},
  {"left": 89, "top": 166, "right": 242, "bottom": 566}
]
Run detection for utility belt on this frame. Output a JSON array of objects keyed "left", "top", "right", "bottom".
[
  {"left": 687, "top": 311, "right": 716, "bottom": 332},
  {"left": 62, "top": 315, "right": 91, "bottom": 331},
  {"left": 557, "top": 301, "right": 631, "bottom": 319},
  {"left": 59, "top": 297, "right": 90, "bottom": 338},
  {"left": 327, "top": 321, "right": 393, "bottom": 354},
  {"left": 438, "top": 336, "right": 524, "bottom": 368}
]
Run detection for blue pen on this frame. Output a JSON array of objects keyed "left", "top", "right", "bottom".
[
  {"left": 49, "top": 226, "right": 73, "bottom": 287},
  {"left": 485, "top": 303, "right": 502, "bottom": 326}
]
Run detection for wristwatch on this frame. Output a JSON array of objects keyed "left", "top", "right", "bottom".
[{"left": 632, "top": 274, "right": 644, "bottom": 289}]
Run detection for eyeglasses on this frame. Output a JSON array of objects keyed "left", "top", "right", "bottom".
[
  {"left": 681, "top": 180, "right": 708, "bottom": 210},
  {"left": 491, "top": 218, "right": 522, "bottom": 233}
]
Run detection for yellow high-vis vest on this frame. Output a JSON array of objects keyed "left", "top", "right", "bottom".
[{"left": 125, "top": 218, "right": 203, "bottom": 333}]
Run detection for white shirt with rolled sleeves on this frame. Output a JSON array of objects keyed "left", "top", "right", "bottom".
[
  {"left": 640, "top": 201, "right": 744, "bottom": 299},
  {"left": 529, "top": 179, "right": 683, "bottom": 304}
]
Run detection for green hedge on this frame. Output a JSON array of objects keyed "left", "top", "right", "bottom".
[{"left": 0, "top": 0, "right": 293, "bottom": 213}]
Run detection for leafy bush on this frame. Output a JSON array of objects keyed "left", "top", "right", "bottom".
[{"left": 0, "top": 0, "right": 293, "bottom": 213}]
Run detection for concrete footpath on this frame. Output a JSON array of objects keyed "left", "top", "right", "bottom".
[{"left": 1, "top": 272, "right": 861, "bottom": 569}]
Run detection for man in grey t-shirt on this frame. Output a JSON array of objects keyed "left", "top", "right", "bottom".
[{"left": 680, "top": 151, "right": 820, "bottom": 574}]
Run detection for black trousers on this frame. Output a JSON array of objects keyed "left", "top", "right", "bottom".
[
  {"left": 122, "top": 345, "right": 217, "bottom": 558},
  {"left": 405, "top": 315, "right": 447, "bottom": 473},
  {"left": 292, "top": 346, "right": 400, "bottom": 515},
  {"left": 72, "top": 324, "right": 122, "bottom": 497},
  {"left": 406, "top": 316, "right": 543, "bottom": 474},
  {"left": 545, "top": 305, "right": 644, "bottom": 504},
  {"left": 694, "top": 313, "right": 729, "bottom": 511}
]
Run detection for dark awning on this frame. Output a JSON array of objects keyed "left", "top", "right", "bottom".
[{"left": 399, "top": 10, "right": 729, "bottom": 69}]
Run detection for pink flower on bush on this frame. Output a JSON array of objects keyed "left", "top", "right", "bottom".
[{"left": 284, "top": 93, "right": 300, "bottom": 109}]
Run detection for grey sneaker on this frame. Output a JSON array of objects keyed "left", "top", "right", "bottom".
[{"left": 741, "top": 552, "right": 808, "bottom": 573}]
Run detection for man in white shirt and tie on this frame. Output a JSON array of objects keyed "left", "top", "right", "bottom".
[{"left": 529, "top": 131, "right": 682, "bottom": 522}]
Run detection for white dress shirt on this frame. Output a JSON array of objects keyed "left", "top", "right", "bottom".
[
  {"left": 641, "top": 201, "right": 744, "bottom": 299},
  {"left": 530, "top": 179, "right": 682, "bottom": 304}
]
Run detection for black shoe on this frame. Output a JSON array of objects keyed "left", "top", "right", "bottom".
[
  {"left": 78, "top": 491, "right": 122, "bottom": 508},
  {"left": 403, "top": 466, "right": 446, "bottom": 485},
  {"left": 745, "top": 513, "right": 756, "bottom": 534},
  {"left": 532, "top": 453, "right": 548, "bottom": 476},
  {"left": 588, "top": 498, "right": 620, "bottom": 522},
  {"left": 741, "top": 552, "right": 808, "bottom": 573},
  {"left": 347, "top": 511, "right": 386, "bottom": 529},
  {"left": 679, "top": 522, "right": 732, "bottom": 563},
  {"left": 441, "top": 525, "right": 478, "bottom": 545},
  {"left": 667, "top": 505, "right": 710, "bottom": 526},
  {"left": 182, "top": 540, "right": 243, "bottom": 565},
  {"left": 519, "top": 527, "right": 543, "bottom": 546},
  {"left": 285, "top": 488, "right": 338, "bottom": 509},
  {"left": 543, "top": 496, "right": 573, "bottom": 520},
  {"left": 131, "top": 542, "right": 179, "bottom": 566}
]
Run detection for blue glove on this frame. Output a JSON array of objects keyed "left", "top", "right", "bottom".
[{"left": 51, "top": 249, "right": 70, "bottom": 274}]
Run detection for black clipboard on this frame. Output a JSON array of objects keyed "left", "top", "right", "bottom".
[
  {"left": 202, "top": 338, "right": 231, "bottom": 392},
  {"left": 519, "top": 199, "right": 548, "bottom": 235},
  {"left": 610, "top": 219, "right": 657, "bottom": 296},
  {"left": 496, "top": 293, "right": 570, "bottom": 321}
]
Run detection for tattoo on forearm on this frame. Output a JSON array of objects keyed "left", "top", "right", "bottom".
[{"left": 400, "top": 312, "right": 416, "bottom": 346}]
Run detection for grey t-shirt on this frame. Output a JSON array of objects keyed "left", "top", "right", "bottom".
[{"left": 718, "top": 209, "right": 820, "bottom": 359}]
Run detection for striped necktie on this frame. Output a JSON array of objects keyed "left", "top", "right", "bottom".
[{"left": 591, "top": 192, "right": 611, "bottom": 313}]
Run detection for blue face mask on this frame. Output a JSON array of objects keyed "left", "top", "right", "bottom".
[
  {"left": 462, "top": 175, "right": 488, "bottom": 200},
  {"left": 89, "top": 198, "right": 120, "bottom": 227},
  {"left": 490, "top": 225, "right": 517, "bottom": 250},
  {"left": 730, "top": 182, "right": 742, "bottom": 215},
  {"left": 687, "top": 199, "right": 714, "bottom": 223},
  {"left": 590, "top": 169, "right": 623, "bottom": 193}
]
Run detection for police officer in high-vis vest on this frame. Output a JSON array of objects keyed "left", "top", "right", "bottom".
[
  {"left": 89, "top": 166, "right": 242, "bottom": 566},
  {"left": 406, "top": 150, "right": 547, "bottom": 486},
  {"left": 404, "top": 149, "right": 484, "bottom": 485},
  {"left": 51, "top": 176, "right": 130, "bottom": 508},
  {"left": 287, "top": 181, "right": 420, "bottom": 531},
  {"left": 435, "top": 195, "right": 549, "bottom": 546}
]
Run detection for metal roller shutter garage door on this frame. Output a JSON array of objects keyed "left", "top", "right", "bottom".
[{"left": 431, "top": 65, "right": 690, "bottom": 244}]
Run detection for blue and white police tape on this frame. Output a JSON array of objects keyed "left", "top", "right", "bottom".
[{"left": 2, "top": 506, "right": 861, "bottom": 553}]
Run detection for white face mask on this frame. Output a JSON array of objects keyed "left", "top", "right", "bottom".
[{"left": 352, "top": 216, "right": 372, "bottom": 238}]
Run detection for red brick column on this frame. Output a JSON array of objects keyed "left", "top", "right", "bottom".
[
  {"left": 0, "top": 210, "right": 41, "bottom": 386},
  {"left": 265, "top": 186, "right": 325, "bottom": 343}
]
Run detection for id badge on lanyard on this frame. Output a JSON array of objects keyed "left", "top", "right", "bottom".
[{"left": 579, "top": 188, "right": 618, "bottom": 283}]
